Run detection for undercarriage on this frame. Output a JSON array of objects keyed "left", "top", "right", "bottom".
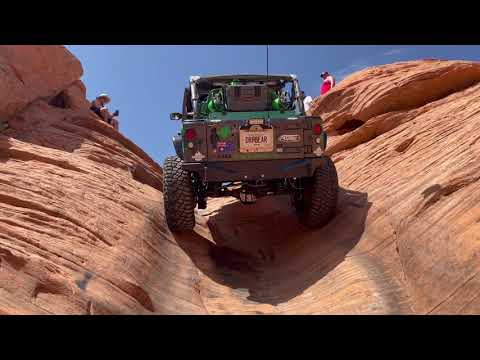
[{"left": 193, "top": 175, "right": 307, "bottom": 208}]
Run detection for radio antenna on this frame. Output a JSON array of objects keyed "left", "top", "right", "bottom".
[
  {"left": 266, "top": 44, "right": 270, "bottom": 121},
  {"left": 266, "top": 44, "right": 269, "bottom": 79}
]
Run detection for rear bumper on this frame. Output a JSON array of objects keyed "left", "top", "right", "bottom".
[{"left": 182, "top": 157, "right": 326, "bottom": 182}]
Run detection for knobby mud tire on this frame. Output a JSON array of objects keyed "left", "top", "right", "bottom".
[
  {"left": 298, "top": 156, "right": 339, "bottom": 228},
  {"left": 163, "top": 156, "right": 196, "bottom": 232}
]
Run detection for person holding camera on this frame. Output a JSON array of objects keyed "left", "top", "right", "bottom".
[{"left": 90, "top": 93, "right": 119, "bottom": 130}]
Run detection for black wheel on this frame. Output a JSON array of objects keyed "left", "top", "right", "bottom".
[
  {"left": 296, "top": 156, "right": 339, "bottom": 228},
  {"left": 163, "top": 156, "right": 196, "bottom": 232}
]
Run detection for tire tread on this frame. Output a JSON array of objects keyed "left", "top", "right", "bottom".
[
  {"left": 163, "top": 156, "right": 196, "bottom": 231},
  {"left": 300, "top": 156, "right": 339, "bottom": 227}
]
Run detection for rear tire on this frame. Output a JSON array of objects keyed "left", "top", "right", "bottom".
[
  {"left": 297, "top": 156, "right": 339, "bottom": 228},
  {"left": 163, "top": 156, "right": 196, "bottom": 232}
]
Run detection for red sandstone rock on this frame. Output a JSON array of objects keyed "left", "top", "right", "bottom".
[{"left": 0, "top": 46, "right": 83, "bottom": 120}]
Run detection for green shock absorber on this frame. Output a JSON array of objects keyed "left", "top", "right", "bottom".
[
  {"left": 271, "top": 89, "right": 287, "bottom": 111},
  {"left": 272, "top": 97, "right": 281, "bottom": 111},
  {"left": 207, "top": 88, "right": 225, "bottom": 113}
]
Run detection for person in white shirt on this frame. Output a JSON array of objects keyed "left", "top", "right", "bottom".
[
  {"left": 90, "top": 93, "right": 111, "bottom": 121},
  {"left": 301, "top": 91, "right": 313, "bottom": 113},
  {"left": 90, "top": 93, "right": 119, "bottom": 130}
]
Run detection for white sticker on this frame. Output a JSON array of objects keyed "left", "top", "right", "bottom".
[
  {"left": 314, "top": 147, "right": 323, "bottom": 156},
  {"left": 193, "top": 151, "right": 205, "bottom": 161},
  {"left": 249, "top": 118, "right": 264, "bottom": 125},
  {"left": 278, "top": 134, "right": 301, "bottom": 143}
]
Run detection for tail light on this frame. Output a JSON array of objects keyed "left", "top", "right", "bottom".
[
  {"left": 184, "top": 128, "right": 197, "bottom": 141},
  {"left": 313, "top": 124, "right": 323, "bottom": 135}
]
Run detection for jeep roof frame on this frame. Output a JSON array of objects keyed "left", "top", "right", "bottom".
[
  {"left": 190, "top": 74, "right": 298, "bottom": 83},
  {"left": 188, "top": 74, "right": 304, "bottom": 116}
]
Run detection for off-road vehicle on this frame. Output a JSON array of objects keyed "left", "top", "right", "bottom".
[{"left": 164, "top": 74, "right": 338, "bottom": 232}]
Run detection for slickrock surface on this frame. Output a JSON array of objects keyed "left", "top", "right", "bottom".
[
  {"left": 1, "top": 48, "right": 478, "bottom": 314},
  {"left": 0, "top": 46, "right": 167, "bottom": 314}
]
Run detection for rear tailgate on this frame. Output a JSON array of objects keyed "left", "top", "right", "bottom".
[{"left": 206, "top": 117, "right": 307, "bottom": 162}]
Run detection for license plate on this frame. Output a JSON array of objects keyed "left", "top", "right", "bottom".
[{"left": 239, "top": 128, "right": 274, "bottom": 153}]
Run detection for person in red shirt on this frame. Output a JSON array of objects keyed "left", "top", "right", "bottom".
[{"left": 320, "top": 71, "right": 336, "bottom": 95}]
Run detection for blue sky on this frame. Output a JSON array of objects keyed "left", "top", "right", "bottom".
[{"left": 66, "top": 45, "right": 480, "bottom": 164}]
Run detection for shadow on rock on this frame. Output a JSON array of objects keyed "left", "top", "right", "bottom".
[
  {"left": 0, "top": 136, "right": 13, "bottom": 163},
  {"left": 174, "top": 187, "right": 371, "bottom": 306}
]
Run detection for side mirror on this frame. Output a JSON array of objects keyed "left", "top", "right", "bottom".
[{"left": 170, "top": 112, "right": 183, "bottom": 121}]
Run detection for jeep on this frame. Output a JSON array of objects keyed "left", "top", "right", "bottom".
[{"left": 164, "top": 74, "right": 338, "bottom": 231}]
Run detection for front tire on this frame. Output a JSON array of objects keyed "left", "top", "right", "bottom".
[
  {"left": 163, "top": 156, "right": 196, "bottom": 232},
  {"left": 297, "top": 156, "right": 339, "bottom": 228}
]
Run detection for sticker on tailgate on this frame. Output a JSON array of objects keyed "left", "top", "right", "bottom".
[
  {"left": 278, "top": 134, "right": 301, "bottom": 143},
  {"left": 217, "top": 141, "right": 235, "bottom": 153}
]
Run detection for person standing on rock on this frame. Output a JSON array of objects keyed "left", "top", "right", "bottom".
[
  {"left": 320, "top": 71, "right": 336, "bottom": 95},
  {"left": 90, "top": 93, "right": 119, "bottom": 130}
]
